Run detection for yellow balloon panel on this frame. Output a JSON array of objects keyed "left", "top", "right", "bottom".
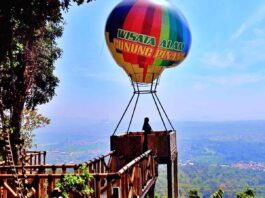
[{"left": 105, "top": 33, "right": 164, "bottom": 83}]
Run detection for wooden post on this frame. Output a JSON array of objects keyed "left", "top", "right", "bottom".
[
  {"left": 106, "top": 177, "right": 112, "bottom": 198},
  {"left": 34, "top": 154, "right": 37, "bottom": 165},
  {"left": 43, "top": 151, "right": 46, "bottom": 165},
  {"left": 47, "top": 176, "right": 54, "bottom": 197},
  {"left": 174, "top": 156, "right": 178, "bottom": 198},
  {"left": 167, "top": 161, "right": 173, "bottom": 198},
  {"left": 121, "top": 174, "right": 126, "bottom": 198},
  {"left": 148, "top": 185, "right": 155, "bottom": 198},
  {"left": 95, "top": 176, "right": 101, "bottom": 198},
  {"left": 38, "top": 152, "right": 41, "bottom": 165},
  {"left": 39, "top": 178, "right": 45, "bottom": 198},
  {"left": 34, "top": 176, "right": 40, "bottom": 197},
  {"left": 62, "top": 165, "right": 66, "bottom": 174},
  {"left": 123, "top": 173, "right": 128, "bottom": 198},
  {"left": 135, "top": 163, "right": 141, "bottom": 196},
  {"left": 113, "top": 187, "right": 120, "bottom": 198},
  {"left": 30, "top": 154, "right": 33, "bottom": 166},
  {"left": 167, "top": 156, "right": 178, "bottom": 198}
]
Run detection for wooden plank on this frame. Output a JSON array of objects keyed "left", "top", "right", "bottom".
[
  {"left": 140, "top": 177, "right": 157, "bottom": 198},
  {"left": 47, "top": 176, "right": 54, "bottom": 197},
  {"left": 95, "top": 176, "right": 101, "bottom": 198},
  {"left": 106, "top": 177, "right": 112, "bottom": 198},
  {"left": 3, "top": 182, "right": 17, "bottom": 197},
  {"left": 3, "top": 179, "right": 7, "bottom": 198}
]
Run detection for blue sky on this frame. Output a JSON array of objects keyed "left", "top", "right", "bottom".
[{"left": 39, "top": 0, "right": 265, "bottom": 127}]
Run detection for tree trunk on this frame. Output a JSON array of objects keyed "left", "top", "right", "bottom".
[{"left": 10, "top": 101, "right": 24, "bottom": 165}]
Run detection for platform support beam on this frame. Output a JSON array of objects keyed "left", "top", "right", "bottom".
[
  {"left": 174, "top": 153, "right": 179, "bottom": 198},
  {"left": 167, "top": 156, "right": 178, "bottom": 198}
]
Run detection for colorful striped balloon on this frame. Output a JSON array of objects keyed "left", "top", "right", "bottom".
[{"left": 105, "top": 0, "right": 191, "bottom": 83}]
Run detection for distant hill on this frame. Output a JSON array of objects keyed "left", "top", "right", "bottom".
[{"left": 34, "top": 120, "right": 265, "bottom": 197}]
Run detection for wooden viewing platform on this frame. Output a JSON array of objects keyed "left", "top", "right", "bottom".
[
  {"left": 111, "top": 130, "right": 178, "bottom": 197},
  {"left": 0, "top": 131, "right": 178, "bottom": 198}
]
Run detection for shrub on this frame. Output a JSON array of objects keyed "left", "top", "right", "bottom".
[{"left": 56, "top": 164, "right": 93, "bottom": 198}]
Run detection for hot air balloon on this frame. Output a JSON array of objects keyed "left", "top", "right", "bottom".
[
  {"left": 105, "top": 0, "right": 192, "bottom": 134},
  {"left": 105, "top": 0, "right": 191, "bottom": 84}
]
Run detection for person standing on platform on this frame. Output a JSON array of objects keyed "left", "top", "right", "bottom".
[{"left": 142, "top": 117, "right": 152, "bottom": 152}]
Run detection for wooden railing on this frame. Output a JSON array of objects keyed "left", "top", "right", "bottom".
[
  {"left": 116, "top": 150, "right": 157, "bottom": 198},
  {"left": 0, "top": 150, "right": 157, "bottom": 198},
  {"left": 0, "top": 151, "right": 123, "bottom": 197},
  {"left": 0, "top": 150, "right": 46, "bottom": 166},
  {"left": 25, "top": 151, "right": 47, "bottom": 166}
]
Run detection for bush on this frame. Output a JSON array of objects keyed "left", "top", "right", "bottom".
[
  {"left": 56, "top": 164, "right": 94, "bottom": 198},
  {"left": 189, "top": 189, "right": 201, "bottom": 198},
  {"left": 237, "top": 188, "right": 256, "bottom": 198}
]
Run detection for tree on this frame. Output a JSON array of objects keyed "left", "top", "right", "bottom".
[
  {"left": 188, "top": 189, "right": 201, "bottom": 198},
  {"left": 236, "top": 188, "right": 256, "bottom": 198},
  {"left": 0, "top": 109, "right": 50, "bottom": 161},
  {"left": 0, "top": 0, "right": 93, "bottom": 163},
  {"left": 20, "top": 109, "right": 50, "bottom": 149},
  {"left": 210, "top": 185, "right": 224, "bottom": 198}
]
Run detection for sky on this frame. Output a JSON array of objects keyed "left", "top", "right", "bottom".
[{"left": 39, "top": 0, "right": 265, "bottom": 130}]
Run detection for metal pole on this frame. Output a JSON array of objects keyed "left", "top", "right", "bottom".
[
  {"left": 151, "top": 93, "right": 167, "bottom": 131},
  {"left": 112, "top": 93, "right": 135, "bottom": 135},
  {"left": 154, "top": 93, "right": 175, "bottom": 130},
  {"left": 127, "top": 93, "right": 140, "bottom": 133},
  {"left": 150, "top": 73, "right": 155, "bottom": 93},
  {"left": 131, "top": 77, "right": 136, "bottom": 93},
  {"left": 154, "top": 75, "right": 160, "bottom": 91},
  {"left": 113, "top": 74, "right": 173, "bottom": 135}
]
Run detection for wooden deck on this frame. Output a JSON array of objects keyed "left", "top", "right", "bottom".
[
  {"left": 0, "top": 150, "right": 157, "bottom": 198},
  {"left": 0, "top": 131, "right": 177, "bottom": 198}
]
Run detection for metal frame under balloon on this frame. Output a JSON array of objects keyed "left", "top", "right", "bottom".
[{"left": 112, "top": 73, "right": 175, "bottom": 135}]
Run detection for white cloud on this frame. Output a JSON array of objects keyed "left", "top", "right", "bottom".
[
  {"left": 201, "top": 25, "right": 265, "bottom": 71},
  {"left": 231, "top": 4, "right": 265, "bottom": 40},
  {"left": 232, "top": 24, "right": 247, "bottom": 40},
  {"left": 201, "top": 51, "right": 235, "bottom": 68}
]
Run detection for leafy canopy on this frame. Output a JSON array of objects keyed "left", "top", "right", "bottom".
[{"left": 0, "top": 0, "right": 93, "bottom": 163}]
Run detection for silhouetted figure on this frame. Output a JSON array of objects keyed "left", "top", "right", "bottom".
[{"left": 142, "top": 117, "right": 152, "bottom": 152}]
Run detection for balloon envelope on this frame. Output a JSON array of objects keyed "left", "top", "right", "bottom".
[{"left": 105, "top": 0, "right": 191, "bottom": 83}]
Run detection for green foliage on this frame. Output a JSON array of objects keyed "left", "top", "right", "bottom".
[
  {"left": 237, "top": 188, "right": 256, "bottom": 198},
  {"left": 210, "top": 185, "right": 224, "bottom": 198},
  {"left": 210, "top": 189, "right": 224, "bottom": 198},
  {"left": 0, "top": 109, "right": 49, "bottom": 160},
  {"left": 0, "top": 0, "right": 93, "bottom": 162},
  {"left": 154, "top": 164, "right": 265, "bottom": 198},
  {"left": 189, "top": 189, "right": 201, "bottom": 198},
  {"left": 21, "top": 109, "right": 50, "bottom": 149},
  {"left": 56, "top": 164, "right": 94, "bottom": 198}
]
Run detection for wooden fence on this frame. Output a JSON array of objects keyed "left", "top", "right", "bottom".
[{"left": 0, "top": 150, "right": 157, "bottom": 198}]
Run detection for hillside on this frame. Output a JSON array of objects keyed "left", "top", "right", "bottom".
[{"left": 35, "top": 120, "right": 265, "bottom": 197}]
